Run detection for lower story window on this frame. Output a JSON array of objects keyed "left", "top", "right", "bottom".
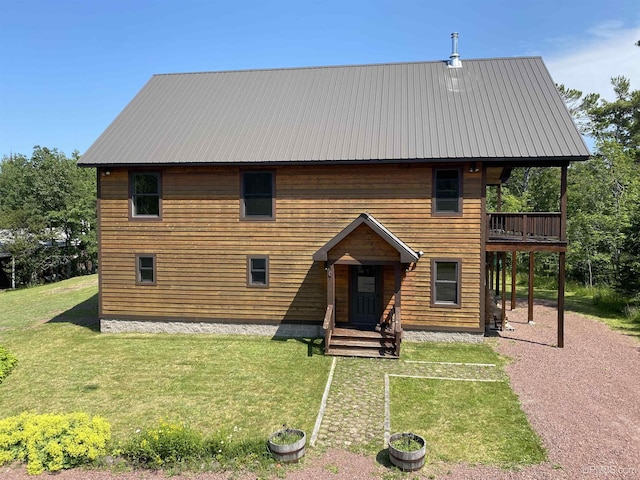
[
  {"left": 432, "top": 259, "right": 460, "bottom": 306},
  {"left": 247, "top": 255, "right": 269, "bottom": 287},
  {"left": 136, "top": 254, "right": 156, "bottom": 285}
]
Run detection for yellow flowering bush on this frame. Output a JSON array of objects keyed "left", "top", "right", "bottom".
[{"left": 0, "top": 412, "right": 111, "bottom": 475}]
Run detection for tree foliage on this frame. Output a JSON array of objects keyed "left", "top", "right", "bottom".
[
  {"left": 496, "top": 77, "right": 640, "bottom": 298},
  {"left": 0, "top": 146, "right": 96, "bottom": 286}
]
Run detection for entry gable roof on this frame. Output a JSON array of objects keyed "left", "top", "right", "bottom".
[{"left": 313, "top": 213, "right": 420, "bottom": 263}]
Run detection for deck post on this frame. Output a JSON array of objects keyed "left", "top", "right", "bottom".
[
  {"left": 528, "top": 252, "right": 535, "bottom": 323},
  {"left": 489, "top": 252, "right": 494, "bottom": 290},
  {"left": 558, "top": 252, "right": 566, "bottom": 348},
  {"left": 557, "top": 164, "right": 568, "bottom": 347},
  {"left": 501, "top": 252, "right": 507, "bottom": 328},
  {"left": 511, "top": 251, "right": 517, "bottom": 310},
  {"left": 560, "top": 165, "right": 567, "bottom": 242}
]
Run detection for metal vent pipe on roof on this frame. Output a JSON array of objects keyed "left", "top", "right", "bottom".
[{"left": 449, "top": 32, "right": 462, "bottom": 68}]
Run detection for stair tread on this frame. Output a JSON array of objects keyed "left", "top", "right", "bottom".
[
  {"left": 333, "top": 328, "right": 395, "bottom": 338},
  {"left": 330, "top": 338, "right": 395, "bottom": 348},
  {"left": 326, "top": 347, "right": 399, "bottom": 359}
]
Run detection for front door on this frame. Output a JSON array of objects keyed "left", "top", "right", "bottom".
[{"left": 350, "top": 265, "right": 382, "bottom": 329}]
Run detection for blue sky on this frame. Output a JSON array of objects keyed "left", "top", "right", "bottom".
[{"left": 1, "top": 0, "right": 639, "bottom": 158}]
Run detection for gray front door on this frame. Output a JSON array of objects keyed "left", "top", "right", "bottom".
[{"left": 350, "top": 265, "right": 382, "bottom": 328}]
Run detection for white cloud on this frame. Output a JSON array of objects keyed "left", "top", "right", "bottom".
[{"left": 545, "top": 22, "right": 640, "bottom": 100}]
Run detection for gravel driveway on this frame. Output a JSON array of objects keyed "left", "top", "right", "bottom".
[{"left": 3, "top": 300, "right": 639, "bottom": 479}]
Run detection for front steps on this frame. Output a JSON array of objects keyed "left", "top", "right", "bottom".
[{"left": 325, "top": 327, "right": 399, "bottom": 358}]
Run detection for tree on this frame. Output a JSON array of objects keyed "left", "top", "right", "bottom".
[
  {"left": 0, "top": 147, "right": 96, "bottom": 286},
  {"left": 555, "top": 78, "right": 640, "bottom": 292}
]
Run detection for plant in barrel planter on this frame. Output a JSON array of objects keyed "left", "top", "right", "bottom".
[
  {"left": 388, "top": 432, "right": 426, "bottom": 471},
  {"left": 267, "top": 425, "right": 306, "bottom": 463}
]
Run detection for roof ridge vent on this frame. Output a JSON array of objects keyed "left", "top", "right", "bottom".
[{"left": 448, "top": 32, "right": 462, "bottom": 68}]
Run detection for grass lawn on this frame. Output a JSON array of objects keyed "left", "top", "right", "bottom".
[
  {"left": 396, "top": 342, "right": 545, "bottom": 467},
  {"left": 0, "top": 275, "right": 332, "bottom": 443},
  {"left": 390, "top": 377, "right": 545, "bottom": 467},
  {"left": 1, "top": 275, "right": 546, "bottom": 471}
]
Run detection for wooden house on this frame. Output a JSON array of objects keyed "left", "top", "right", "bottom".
[{"left": 79, "top": 48, "right": 589, "bottom": 357}]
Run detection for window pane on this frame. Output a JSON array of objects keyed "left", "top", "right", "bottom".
[
  {"left": 251, "top": 258, "right": 266, "bottom": 271},
  {"left": 245, "top": 197, "right": 272, "bottom": 217},
  {"left": 251, "top": 270, "right": 266, "bottom": 285},
  {"left": 139, "top": 257, "right": 154, "bottom": 269},
  {"left": 134, "top": 196, "right": 160, "bottom": 216},
  {"left": 134, "top": 174, "right": 159, "bottom": 195},
  {"left": 435, "top": 170, "right": 460, "bottom": 213},
  {"left": 437, "top": 262, "right": 457, "bottom": 281},
  {"left": 139, "top": 268, "right": 154, "bottom": 282},
  {"left": 244, "top": 173, "right": 272, "bottom": 196},
  {"left": 436, "top": 282, "right": 457, "bottom": 303}
]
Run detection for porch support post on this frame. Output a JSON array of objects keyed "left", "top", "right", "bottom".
[
  {"left": 560, "top": 164, "right": 567, "bottom": 242},
  {"left": 497, "top": 184, "right": 502, "bottom": 212},
  {"left": 558, "top": 252, "right": 566, "bottom": 348},
  {"left": 327, "top": 263, "right": 335, "bottom": 313},
  {"left": 511, "top": 251, "right": 517, "bottom": 310},
  {"left": 528, "top": 252, "right": 535, "bottom": 323},
  {"left": 489, "top": 252, "right": 494, "bottom": 290},
  {"left": 501, "top": 252, "right": 507, "bottom": 328},
  {"left": 394, "top": 263, "right": 402, "bottom": 325},
  {"left": 496, "top": 252, "right": 501, "bottom": 296},
  {"left": 557, "top": 164, "right": 568, "bottom": 347}
]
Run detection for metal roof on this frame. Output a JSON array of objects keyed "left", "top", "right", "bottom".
[{"left": 79, "top": 57, "right": 590, "bottom": 166}]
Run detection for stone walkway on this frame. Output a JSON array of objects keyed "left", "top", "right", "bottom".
[{"left": 311, "top": 357, "right": 506, "bottom": 452}]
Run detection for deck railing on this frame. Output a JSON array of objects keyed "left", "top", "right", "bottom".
[
  {"left": 487, "top": 212, "right": 562, "bottom": 242},
  {"left": 322, "top": 304, "right": 335, "bottom": 351}
]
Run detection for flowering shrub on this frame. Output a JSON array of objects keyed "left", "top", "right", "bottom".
[
  {"left": 0, "top": 412, "right": 111, "bottom": 475},
  {"left": 0, "top": 346, "right": 17, "bottom": 383},
  {"left": 121, "top": 421, "right": 205, "bottom": 469}
]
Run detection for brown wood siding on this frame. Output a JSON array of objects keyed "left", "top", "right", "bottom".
[
  {"left": 98, "top": 164, "right": 482, "bottom": 329},
  {"left": 327, "top": 224, "right": 400, "bottom": 263}
]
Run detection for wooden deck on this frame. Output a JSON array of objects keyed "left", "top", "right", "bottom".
[{"left": 486, "top": 212, "right": 566, "bottom": 252}]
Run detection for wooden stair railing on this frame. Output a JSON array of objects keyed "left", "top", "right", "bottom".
[{"left": 323, "top": 304, "right": 335, "bottom": 352}]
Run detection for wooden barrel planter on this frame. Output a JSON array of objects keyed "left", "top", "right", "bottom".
[
  {"left": 267, "top": 428, "right": 306, "bottom": 463},
  {"left": 388, "top": 432, "right": 426, "bottom": 471}
]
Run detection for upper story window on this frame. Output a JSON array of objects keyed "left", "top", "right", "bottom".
[
  {"left": 433, "top": 169, "right": 461, "bottom": 215},
  {"left": 241, "top": 171, "right": 274, "bottom": 220},
  {"left": 131, "top": 172, "right": 161, "bottom": 219}
]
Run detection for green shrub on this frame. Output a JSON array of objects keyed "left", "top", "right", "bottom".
[
  {"left": 0, "top": 346, "right": 18, "bottom": 383},
  {"left": 121, "top": 421, "right": 206, "bottom": 469},
  {"left": 0, "top": 412, "right": 111, "bottom": 475}
]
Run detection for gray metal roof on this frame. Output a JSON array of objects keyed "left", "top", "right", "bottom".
[{"left": 79, "top": 57, "right": 589, "bottom": 166}]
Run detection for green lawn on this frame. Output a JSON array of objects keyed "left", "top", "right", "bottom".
[
  {"left": 0, "top": 276, "right": 331, "bottom": 442},
  {"left": 1, "top": 275, "right": 547, "bottom": 470},
  {"left": 390, "top": 378, "right": 545, "bottom": 467}
]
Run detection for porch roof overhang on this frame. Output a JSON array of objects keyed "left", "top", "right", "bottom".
[{"left": 312, "top": 213, "right": 420, "bottom": 264}]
